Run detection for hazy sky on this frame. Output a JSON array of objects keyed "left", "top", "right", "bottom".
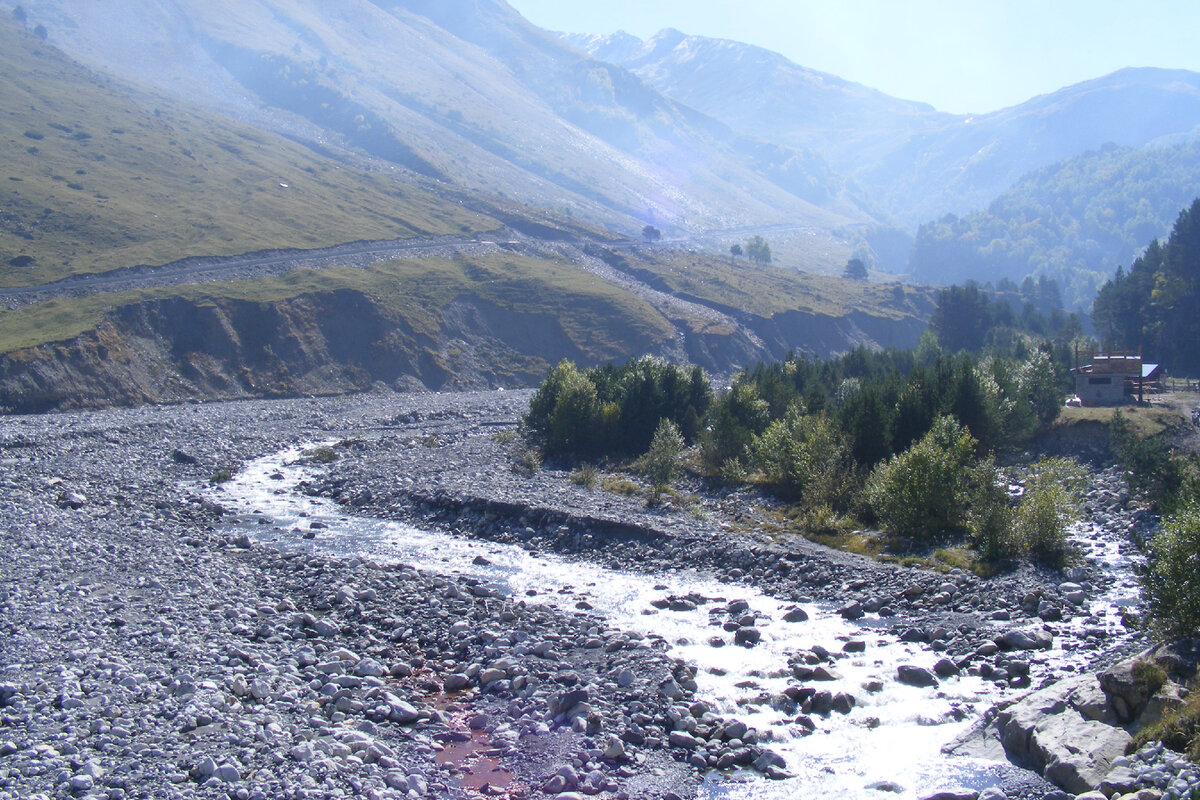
[{"left": 507, "top": 0, "right": 1200, "bottom": 115}]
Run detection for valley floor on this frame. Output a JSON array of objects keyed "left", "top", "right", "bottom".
[{"left": 0, "top": 389, "right": 1174, "bottom": 800}]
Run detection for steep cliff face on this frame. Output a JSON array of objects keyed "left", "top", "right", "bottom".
[
  {"left": 0, "top": 290, "right": 628, "bottom": 413},
  {"left": 0, "top": 285, "right": 928, "bottom": 414}
]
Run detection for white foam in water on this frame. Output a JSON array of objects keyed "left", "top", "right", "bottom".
[{"left": 212, "top": 445, "right": 1141, "bottom": 800}]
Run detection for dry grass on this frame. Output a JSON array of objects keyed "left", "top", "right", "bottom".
[{"left": 1057, "top": 393, "right": 1194, "bottom": 438}]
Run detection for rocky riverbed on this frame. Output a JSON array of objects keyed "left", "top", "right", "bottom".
[{"left": 0, "top": 389, "right": 1188, "bottom": 800}]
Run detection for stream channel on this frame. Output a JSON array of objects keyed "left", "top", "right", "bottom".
[{"left": 211, "top": 444, "right": 1144, "bottom": 800}]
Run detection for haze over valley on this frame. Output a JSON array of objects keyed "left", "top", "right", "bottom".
[{"left": 3, "top": 6, "right": 1200, "bottom": 800}]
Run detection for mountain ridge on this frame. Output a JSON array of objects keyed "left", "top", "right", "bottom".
[{"left": 570, "top": 29, "right": 1200, "bottom": 229}]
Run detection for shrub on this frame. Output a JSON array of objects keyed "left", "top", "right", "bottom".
[
  {"left": 865, "top": 415, "right": 977, "bottom": 540},
  {"left": 1013, "top": 457, "right": 1085, "bottom": 567},
  {"left": 1131, "top": 658, "right": 1168, "bottom": 697},
  {"left": 569, "top": 463, "right": 599, "bottom": 489},
  {"left": 525, "top": 360, "right": 601, "bottom": 456},
  {"left": 302, "top": 446, "right": 338, "bottom": 464},
  {"left": 751, "top": 409, "right": 853, "bottom": 509},
  {"left": 1110, "top": 409, "right": 1181, "bottom": 503},
  {"left": 639, "top": 419, "right": 684, "bottom": 498},
  {"left": 490, "top": 428, "right": 517, "bottom": 444},
  {"left": 610, "top": 356, "right": 711, "bottom": 450},
  {"left": 717, "top": 457, "right": 747, "bottom": 486},
  {"left": 1014, "top": 482, "right": 1077, "bottom": 567},
  {"left": 1142, "top": 501, "right": 1200, "bottom": 637},
  {"left": 600, "top": 475, "right": 641, "bottom": 496},
  {"left": 209, "top": 468, "right": 234, "bottom": 485},
  {"left": 1127, "top": 680, "right": 1200, "bottom": 762},
  {"left": 513, "top": 447, "right": 542, "bottom": 474},
  {"left": 968, "top": 458, "right": 1016, "bottom": 563},
  {"left": 526, "top": 357, "right": 710, "bottom": 457}
]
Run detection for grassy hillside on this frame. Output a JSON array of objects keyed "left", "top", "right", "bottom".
[
  {"left": 0, "top": 18, "right": 498, "bottom": 288},
  {"left": 0, "top": 252, "right": 674, "bottom": 357},
  {"left": 597, "top": 246, "right": 935, "bottom": 322}
]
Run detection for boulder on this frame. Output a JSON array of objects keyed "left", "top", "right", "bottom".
[
  {"left": 1099, "top": 658, "right": 1155, "bottom": 724},
  {"left": 995, "top": 628, "right": 1053, "bottom": 651},
  {"left": 995, "top": 673, "right": 1132, "bottom": 794},
  {"left": 838, "top": 602, "right": 864, "bottom": 620},
  {"left": 897, "top": 665, "right": 938, "bottom": 688}
]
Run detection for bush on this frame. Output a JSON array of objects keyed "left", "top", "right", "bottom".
[
  {"left": 525, "top": 360, "right": 601, "bottom": 456},
  {"left": 1142, "top": 501, "right": 1200, "bottom": 637},
  {"left": 526, "top": 357, "right": 710, "bottom": 457},
  {"left": 490, "top": 428, "right": 517, "bottom": 444},
  {"left": 1014, "top": 483, "right": 1077, "bottom": 567},
  {"left": 1110, "top": 409, "right": 1181, "bottom": 503},
  {"left": 209, "top": 468, "right": 234, "bottom": 485},
  {"left": 968, "top": 458, "right": 1016, "bottom": 562},
  {"left": 301, "top": 446, "right": 338, "bottom": 464},
  {"left": 639, "top": 419, "right": 684, "bottom": 498},
  {"left": 513, "top": 447, "right": 542, "bottom": 474},
  {"left": 1013, "top": 457, "right": 1085, "bottom": 567},
  {"left": 1127, "top": 680, "right": 1200, "bottom": 762},
  {"left": 609, "top": 356, "right": 711, "bottom": 450},
  {"left": 569, "top": 463, "right": 599, "bottom": 489},
  {"left": 751, "top": 409, "right": 853, "bottom": 509},
  {"left": 865, "top": 415, "right": 977, "bottom": 540},
  {"left": 701, "top": 378, "right": 769, "bottom": 470}
]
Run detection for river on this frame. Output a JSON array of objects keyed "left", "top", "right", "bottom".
[{"left": 212, "top": 444, "right": 1144, "bottom": 800}]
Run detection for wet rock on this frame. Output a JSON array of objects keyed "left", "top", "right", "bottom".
[
  {"left": 897, "top": 665, "right": 938, "bottom": 688},
  {"left": 734, "top": 627, "right": 762, "bottom": 646},
  {"left": 838, "top": 602, "right": 864, "bottom": 620},
  {"left": 995, "top": 628, "right": 1053, "bottom": 651},
  {"left": 934, "top": 658, "right": 961, "bottom": 678}
]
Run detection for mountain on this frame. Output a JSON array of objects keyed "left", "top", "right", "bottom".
[
  {"left": 908, "top": 140, "right": 1200, "bottom": 309},
  {"left": 13, "top": 0, "right": 874, "bottom": 241},
  {"left": 0, "top": 15, "right": 500, "bottom": 288},
  {"left": 0, "top": 15, "right": 932, "bottom": 412},
  {"left": 574, "top": 30, "right": 1200, "bottom": 228}
]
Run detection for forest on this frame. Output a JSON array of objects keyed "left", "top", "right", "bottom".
[
  {"left": 1092, "top": 198, "right": 1200, "bottom": 376},
  {"left": 908, "top": 140, "right": 1200, "bottom": 310}
]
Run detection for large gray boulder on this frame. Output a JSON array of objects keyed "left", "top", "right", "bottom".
[{"left": 995, "top": 673, "right": 1131, "bottom": 795}]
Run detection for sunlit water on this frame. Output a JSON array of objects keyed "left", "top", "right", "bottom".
[{"left": 210, "top": 445, "right": 1143, "bottom": 800}]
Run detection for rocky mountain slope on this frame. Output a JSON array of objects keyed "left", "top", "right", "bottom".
[{"left": 573, "top": 30, "right": 1200, "bottom": 229}]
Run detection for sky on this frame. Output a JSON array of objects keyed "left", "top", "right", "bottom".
[{"left": 507, "top": 0, "right": 1200, "bottom": 115}]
